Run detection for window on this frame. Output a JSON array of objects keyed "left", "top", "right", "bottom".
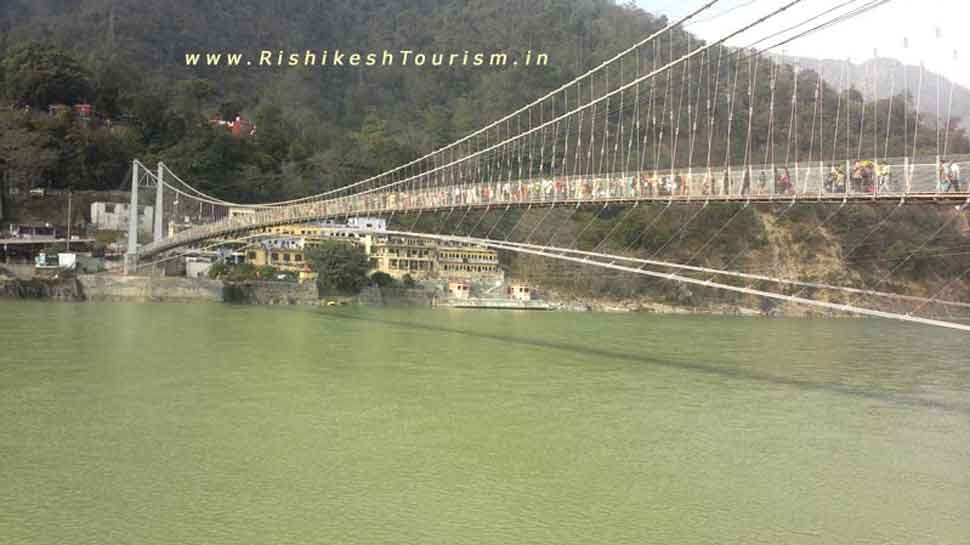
[
  {"left": 294, "top": 254, "right": 302, "bottom": 262},
  {"left": 247, "top": 252, "right": 257, "bottom": 260},
  {"left": 284, "top": 254, "right": 291, "bottom": 263}
]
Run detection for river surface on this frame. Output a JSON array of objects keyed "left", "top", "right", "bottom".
[{"left": 1, "top": 301, "right": 968, "bottom": 544}]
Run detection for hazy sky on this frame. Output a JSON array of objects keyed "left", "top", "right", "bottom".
[{"left": 636, "top": 0, "right": 969, "bottom": 88}]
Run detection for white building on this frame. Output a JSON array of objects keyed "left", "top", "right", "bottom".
[
  {"left": 346, "top": 217, "right": 387, "bottom": 231},
  {"left": 90, "top": 202, "right": 154, "bottom": 233},
  {"left": 506, "top": 283, "right": 533, "bottom": 301},
  {"left": 185, "top": 256, "right": 213, "bottom": 278}
]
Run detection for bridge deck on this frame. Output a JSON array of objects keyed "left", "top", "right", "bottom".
[{"left": 139, "top": 188, "right": 970, "bottom": 259}]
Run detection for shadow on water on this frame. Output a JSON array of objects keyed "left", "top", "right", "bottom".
[{"left": 317, "top": 308, "right": 970, "bottom": 417}]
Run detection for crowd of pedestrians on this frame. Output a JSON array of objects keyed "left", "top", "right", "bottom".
[{"left": 150, "top": 160, "right": 966, "bottom": 255}]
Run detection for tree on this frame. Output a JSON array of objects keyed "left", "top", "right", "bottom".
[
  {"left": 1, "top": 42, "right": 92, "bottom": 108},
  {"left": 90, "top": 61, "right": 133, "bottom": 119},
  {"left": 254, "top": 103, "right": 290, "bottom": 165},
  {"left": 176, "top": 78, "right": 219, "bottom": 118},
  {"left": 0, "top": 112, "right": 60, "bottom": 190},
  {"left": 128, "top": 90, "right": 176, "bottom": 147},
  {"left": 370, "top": 271, "right": 396, "bottom": 287},
  {"left": 305, "top": 240, "right": 370, "bottom": 294}
]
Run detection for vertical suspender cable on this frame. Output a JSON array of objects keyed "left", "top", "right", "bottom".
[
  {"left": 574, "top": 80, "right": 585, "bottom": 178},
  {"left": 883, "top": 55, "right": 896, "bottom": 161},
  {"left": 911, "top": 62, "right": 924, "bottom": 169},
  {"left": 612, "top": 58, "right": 625, "bottom": 174},
  {"left": 764, "top": 57, "right": 778, "bottom": 190},
  {"left": 742, "top": 53, "right": 760, "bottom": 195},
  {"left": 600, "top": 67, "right": 611, "bottom": 177},
  {"left": 562, "top": 88, "right": 572, "bottom": 180},
  {"left": 857, "top": 60, "right": 868, "bottom": 160},
  {"left": 723, "top": 43, "right": 742, "bottom": 195},
  {"left": 943, "top": 50, "right": 957, "bottom": 157},
  {"left": 706, "top": 45, "right": 724, "bottom": 186},
  {"left": 831, "top": 60, "right": 845, "bottom": 170},
  {"left": 627, "top": 51, "right": 641, "bottom": 175},
  {"left": 872, "top": 49, "right": 879, "bottom": 162}
]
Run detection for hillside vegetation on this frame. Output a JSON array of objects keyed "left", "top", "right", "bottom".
[
  {"left": 1, "top": 0, "right": 670, "bottom": 200},
  {"left": 3, "top": 0, "right": 966, "bottom": 199}
]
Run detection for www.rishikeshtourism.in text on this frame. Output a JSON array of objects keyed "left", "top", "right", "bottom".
[{"left": 185, "top": 49, "right": 550, "bottom": 68}]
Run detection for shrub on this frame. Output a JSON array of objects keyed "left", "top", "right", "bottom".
[{"left": 370, "top": 271, "right": 395, "bottom": 287}]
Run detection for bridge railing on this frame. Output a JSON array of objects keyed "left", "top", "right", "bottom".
[{"left": 140, "top": 159, "right": 968, "bottom": 258}]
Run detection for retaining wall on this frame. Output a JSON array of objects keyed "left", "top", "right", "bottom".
[
  {"left": 223, "top": 281, "right": 319, "bottom": 305},
  {"left": 77, "top": 275, "right": 224, "bottom": 303}
]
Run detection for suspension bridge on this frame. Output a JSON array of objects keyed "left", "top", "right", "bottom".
[{"left": 121, "top": 0, "right": 970, "bottom": 331}]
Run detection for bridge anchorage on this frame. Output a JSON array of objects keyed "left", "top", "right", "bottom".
[{"left": 123, "top": 0, "right": 969, "bottom": 331}]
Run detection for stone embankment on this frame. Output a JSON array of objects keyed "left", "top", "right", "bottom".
[
  {"left": 1, "top": 273, "right": 437, "bottom": 308},
  {"left": 0, "top": 275, "right": 82, "bottom": 300},
  {"left": 78, "top": 275, "right": 224, "bottom": 303},
  {"left": 223, "top": 281, "right": 319, "bottom": 305}
]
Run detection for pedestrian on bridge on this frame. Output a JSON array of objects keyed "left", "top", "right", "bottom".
[
  {"left": 946, "top": 160, "right": 961, "bottom": 192},
  {"left": 877, "top": 164, "right": 892, "bottom": 192},
  {"left": 780, "top": 167, "right": 792, "bottom": 194}
]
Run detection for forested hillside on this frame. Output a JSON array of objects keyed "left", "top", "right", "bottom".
[
  {"left": 774, "top": 54, "right": 970, "bottom": 132},
  {"left": 3, "top": 1, "right": 968, "bottom": 200},
  {"left": 1, "top": 0, "right": 671, "bottom": 200}
]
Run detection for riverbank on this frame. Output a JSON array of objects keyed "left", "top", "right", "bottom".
[
  {"left": 0, "top": 275, "right": 82, "bottom": 300},
  {"left": 0, "top": 273, "right": 434, "bottom": 308},
  {"left": 2, "top": 267, "right": 864, "bottom": 317},
  {"left": 0, "top": 273, "right": 781, "bottom": 316}
]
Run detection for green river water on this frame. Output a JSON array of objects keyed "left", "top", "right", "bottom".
[{"left": 1, "top": 301, "right": 968, "bottom": 544}]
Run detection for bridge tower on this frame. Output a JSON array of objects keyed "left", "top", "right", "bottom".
[
  {"left": 124, "top": 160, "right": 166, "bottom": 275},
  {"left": 124, "top": 160, "right": 139, "bottom": 274},
  {"left": 154, "top": 163, "right": 165, "bottom": 241}
]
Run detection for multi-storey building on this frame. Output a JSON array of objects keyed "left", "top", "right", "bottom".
[
  {"left": 435, "top": 242, "right": 501, "bottom": 278},
  {"left": 240, "top": 218, "right": 502, "bottom": 282},
  {"left": 243, "top": 237, "right": 317, "bottom": 282}
]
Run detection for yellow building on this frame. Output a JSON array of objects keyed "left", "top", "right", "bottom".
[
  {"left": 243, "top": 220, "right": 502, "bottom": 283},
  {"left": 368, "top": 235, "right": 502, "bottom": 281},
  {"left": 367, "top": 236, "right": 437, "bottom": 278},
  {"left": 244, "top": 239, "right": 316, "bottom": 283},
  {"left": 436, "top": 241, "right": 501, "bottom": 279}
]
